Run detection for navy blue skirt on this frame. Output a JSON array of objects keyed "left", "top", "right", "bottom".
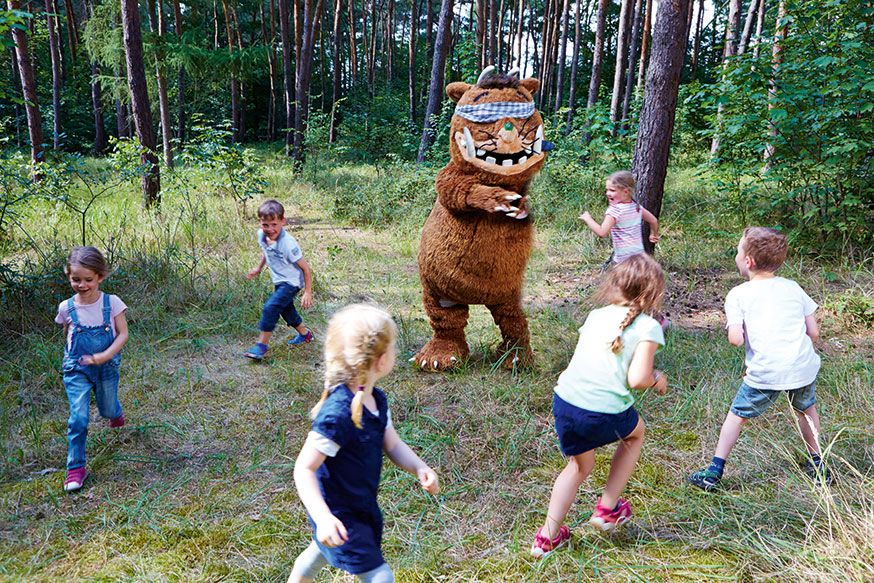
[
  {"left": 552, "top": 393, "right": 640, "bottom": 456},
  {"left": 309, "top": 509, "right": 385, "bottom": 575}
]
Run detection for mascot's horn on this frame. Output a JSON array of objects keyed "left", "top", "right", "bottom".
[
  {"left": 507, "top": 67, "right": 520, "bottom": 79},
  {"left": 476, "top": 65, "right": 496, "bottom": 86}
]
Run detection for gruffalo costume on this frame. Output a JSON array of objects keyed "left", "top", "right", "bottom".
[{"left": 415, "top": 67, "right": 548, "bottom": 371}]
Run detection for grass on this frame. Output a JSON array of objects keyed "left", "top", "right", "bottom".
[{"left": 0, "top": 152, "right": 872, "bottom": 581}]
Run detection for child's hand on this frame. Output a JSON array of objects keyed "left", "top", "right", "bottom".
[
  {"left": 649, "top": 231, "right": 660, "bottom": 243},
  {"left": 579, "top": 211, "right": 593, "bottom": 222},
  {"left": 417, "top": 466, "right": 439, "bottom": 495},
  {"left": 315, "top": 514, "right": 348, "bottom": 547},
  {"left": 652, "top": 370, "right": 668, "bottom": 395},
  {"left": 300, "top": 290, "right": 313, "bottom": 309},
  {"left": 245, "top": 268, "right": 261, "bottom": 280},
  {"left": 78, "top": 354, "right": 102, "bottom": 366}
]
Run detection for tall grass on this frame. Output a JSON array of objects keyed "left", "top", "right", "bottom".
[{"left": 0, "top": 153, "right": 871, "bottom": 581}]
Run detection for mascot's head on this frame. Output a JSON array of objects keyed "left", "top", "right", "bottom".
[{"left": 447, "top": 66, "right": 547, "bottom": 179}]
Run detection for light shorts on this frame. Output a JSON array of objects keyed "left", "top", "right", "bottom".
[{"left": 730, "top": 380, "right": 817, "bottom": 419}]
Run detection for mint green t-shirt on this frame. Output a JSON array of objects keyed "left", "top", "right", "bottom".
[{"left": 554, "top": 305, "right": 665, "bottom": 414}]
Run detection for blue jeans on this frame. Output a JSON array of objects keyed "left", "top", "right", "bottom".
[
  {"left": 258, "top": 283, "right": 303, "bottom": 332},
  {"left": 730, "top": 381, "right": 817, "bottom": 419},
  {"left": 64, "top": 360, "right": 122, "bottom": 469}
]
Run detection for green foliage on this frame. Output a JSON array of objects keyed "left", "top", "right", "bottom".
[
  {"left": 824, "top": 289, "right": 874, "bottom": 328},
  {"left": 710, "top": 0, "right": 874, "bottom": 253},
  {"left": 333, "top": 86, "right": 422, "bottom": 163}
]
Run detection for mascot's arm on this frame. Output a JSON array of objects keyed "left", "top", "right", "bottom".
[{"left": 436, "top": 166, "right": 526, "bottom": 216}]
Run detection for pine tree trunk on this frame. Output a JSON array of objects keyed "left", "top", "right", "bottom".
[
  {"left": 90, "top": 60, "right": 107, "bottom": 153},
  {"left": 120, "top": 0, "right": 161, "bottom": 206},
  {"left": 292, "top": 0, "right": 325, "bottom": 166},
  {"left": 46, "top": 0, "right": 63, "bottom": 149},
  {"left": 147, "top": 0, "right": 174, "bottom": 167},
  {"left": 173, "top": 0, "right": 186, "bottom": 142},
  {"left": 563, "top": 0, "right": 581, "bottom": 134},
  {"left": 620, "top": 0, "right": 643, "bottom": 126},
  {"left": 279, "top": 0, "right": 294, "bottom": 154},
  {"left": 330, "top": 0, "right": 342, "bottom": 140},
  {"left": 691, "top": 0, "right": 703, "bottom": 78},
  {"left": 62, "top": 0, "right": 78, "bottom": 62},
  {"left": 417, "top": 0, "right": 452, "bottom": 163},
  {"left": 263, "top": 0, "right": 278, "bottom": 141},
  {"left": 553, "top": 0, "right": 570, "bottom": 112},
  {"left": 8, "top": 0, "right": 44, "bottom": 165},
  {"left": 408, "top": 0, "right": 417, "bottom": 123},
  {"left": 586, "top": 0, "right": 608, "bottom": 108},
  {"left": 488, "top": 0, "right": 497, "bottom": 65},
  {"left": 752, "top": 0, "right": 766, "bottom": 60},
  {"left": 738, "top": 0, "right": 759, "bottom": 55},
  {"left": 710, "top": 0, "right": 742, "bottom": 156},
  {"left": 632, "top": 0, "right": 690, "bottom": 253},
  {"left": 9, "top": 47, "right": 24, "bottom": 146},
  {"left": 609, "top": 0, "right": 633, "bottom": 131},
  {"left": 636, "top": 0, "right": 652, "bottom": 91}
]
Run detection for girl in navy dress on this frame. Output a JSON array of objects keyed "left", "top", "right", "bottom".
[{"left": 289, "top": 304, "right": 439, "bottom": 583}]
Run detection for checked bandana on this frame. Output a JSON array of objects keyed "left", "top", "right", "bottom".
[{"left": 454, "top": 101, "right": 536, "bottom": 123}]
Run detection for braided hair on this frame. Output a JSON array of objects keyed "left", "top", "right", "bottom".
[
  {"left": 310, "top": 304, "right": 398, "bottom": 429},
  {"left": 593, "top": 254, "right": 665, "bottom": 354}
]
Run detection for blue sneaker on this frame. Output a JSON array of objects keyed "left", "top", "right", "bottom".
[
  {"left": 244, "top": 343, "right": 268, "bottom": 360},
  {"left": 288, "top": 329, "right": 314, "bottom": 346}
]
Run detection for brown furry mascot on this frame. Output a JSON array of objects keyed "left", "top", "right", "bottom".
[{"left": 415, "top": 67, "right": 548, "bottom": 371}]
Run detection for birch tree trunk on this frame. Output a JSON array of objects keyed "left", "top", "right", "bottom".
[
  {"left": 632, "top": 0, "right": 690, "bottom": 252},
  {"left": 46, "top": 0, "right": 63, "bottom": 149},
  {"left": 710, "top": 0, "right": 742, "bottom": 156},
  {"left": 417, "top": 0, "right": 452, "bottom": 163},
  {"left": 764, "top": 0, "right": 787, "bottom": 165},
  {"left": 120, "top": 0, "right": 160, "bottom": 206}
]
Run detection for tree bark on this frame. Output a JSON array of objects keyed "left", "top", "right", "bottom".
[
  {"left": 609, "top": 0, "right": 633, "bottom": 130},
  {"left": 636, "top": 0, "right": 652, "bottom": 91},
  {"left": 416, "top": 0, "right": 452, "bottom": 163},
  {"left": 632, "top": 0, "right": 690, "bottom": 253},
  {"left": 46, "top": 0, "right": 63, "bottom": 149},
  {"left": 488, "top": 0, "right": 497, "bottom": 66},
  {"left": 621, "top": 0, "right": 643, "bottom": 126},
  {"left": 279, "top": 0, "right": 294, "bottom": 154},
  {"left": 710, "top": 0, "right": 742, "bottom": 156},
  {"left": 221, "top": 0, "right": 243, "bottom": 142},
  {"left": 586, "top": 0, "right": 608, "bottom": 108},
  {"left": 8, "top": 0, "right": 44, "bottom": 165},
  {"left": 330, "top": 0, "right": 342, "bottom": 140},
  {"left": 62, "top": 0, "right": 78, "bottom": 62},
  {"left": 690, "top": 0, "right": 703, "bottom": 78},
  {"left": 563, "top": 0, "right": 581, "bottom": 134},
  {"left": 292, "top": 0, "right": 325, "bottom": 165},
  {"left": 120, "top": 0, "right": 160, "bottom": 205},
  {"left": 147, "top": 0, "right": 174, "bottom": 167},
  {"left": 553, "top": 0, "right": 570, "bottom": 112},
  {"left": 408, "top": 0, "right": 417, "bottom": 123},
  {"left": 9, "top": 47, "right": 24, "bottom": 146},
  {"left": 738, "top": 0, "right": 758, "bottom": 55},
  {"left": 764, "top": 0, "right": 786, "bottom": 165},
  {"left": 262, "top": 0, "right": 277, "bottom": 141},
  {"left": 752, "top": 0, "right": 766, "bottom": 60},
  {"left": 173, "top": 0, "right": 186, "bottom": 142}
]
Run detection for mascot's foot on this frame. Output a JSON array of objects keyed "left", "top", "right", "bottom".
[
  {"left": 413, "top": 338, "right": 469, "bottom": 372},
  {"left": 495, "top": 343, "right": 534, "bottom": 370}
]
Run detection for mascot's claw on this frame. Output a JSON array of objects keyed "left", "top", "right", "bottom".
[{"left": 414, "top": 339, "right": 468, "bottom": 372}]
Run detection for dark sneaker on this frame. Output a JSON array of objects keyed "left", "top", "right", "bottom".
[
  {"left": 287, "top": 330, "right": 314, "bottom": 346},
  {"left": 109, "top": 414, "right": 125, "bottom": 428},
  {"left": 530, "top": 525, "right": 571, "bottom": 558},
  {"left": 244, "top": 344, "right": 268, "bottom": 360},
  {"left": 688, "top": 468, "right": 722, "bottom": 491},
  {"left": 589, "top": 498, "right": 632, "bottom": 532},
  {"left": 64, "top": 467, "right": 88, "bottom": 492},
  {"left": 802, "top": 459, "right": 833, "bottom": 486}
]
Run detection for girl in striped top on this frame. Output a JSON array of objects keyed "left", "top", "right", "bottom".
[{"left": 580, "top": 170, "right": 660, "bottom": 265}]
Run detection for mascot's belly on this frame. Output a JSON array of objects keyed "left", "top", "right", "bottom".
[{"left": 418, "top": 203, "right": 532, "bottom": 305}]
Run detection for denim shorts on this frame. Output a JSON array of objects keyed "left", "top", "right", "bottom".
[
  {"left": 552, "top": 393, "right": 640, "bottom": 456},
  {"left": 730, "top": 381, "right": 817, "bottom": 419}
]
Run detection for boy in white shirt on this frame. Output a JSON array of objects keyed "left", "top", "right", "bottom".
[{"left": 688, "top": 227, "right": 829, "bottom": 490}]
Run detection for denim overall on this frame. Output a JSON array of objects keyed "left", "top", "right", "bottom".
[{"left": 63, "top": 293, "right": 122, "bottom": 470}]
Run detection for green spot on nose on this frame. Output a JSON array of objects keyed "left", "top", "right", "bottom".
[{"left": 503, "top": 122, "right": 514, "bottom": 132}]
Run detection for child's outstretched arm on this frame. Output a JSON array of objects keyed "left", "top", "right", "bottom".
[
  {"left": 78, "top": 311, "right": 129, "bottom": 366},
  {"left": 246, "top": 253, "right": 266, "bottom": 280},
  {"left": 383, "top": 426, "right": 439, "bottom": 495},
  {"left": 296, "top": 257, "right": 314, "bottom": 309},
  {"left": 579, "top": 211, "right": 616, "bottom": 238},
  {"left": 627, "top": 340, "right": 668, "bottom": 394},
  {"left": 641, "top": 208, "right": 660, "bottom": 242},
  {"left": 293, "top": 441, "right": 349, "bottom": 547}
]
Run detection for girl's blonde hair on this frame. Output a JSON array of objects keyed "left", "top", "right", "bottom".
[
  {"left": 310, "top": 304, "right": 398, "bottom": 429},
  {"left": 607, "top": 170, "right": 636, "bottom": 193},
  {"left": 65, "top": 246, "right": 110, "bottom": 277},
  {"left": 594, "top": 254, "right": 665, "bottom": 354}
]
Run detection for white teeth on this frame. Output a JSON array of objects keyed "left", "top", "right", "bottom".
[
  {"left": 485, "top": 156, "right": 496, "bottom": 165},
  {"left": 518, "top": 156, "right": 527, "bottom": 164},
  {"left": 533, "top": 125, "right": 543, "bottom": 154},
  {"left": 476, "top": 149, "right": 486, "bottom": 156},
  {"left": 502, "top": 160, "right": 513, "bottom": 167},
  {"left": 463, "top": 127, "right": 475, "bottom": 158},
  {"left": 505, "top": 194, "right": 521, "bottom": 201}
]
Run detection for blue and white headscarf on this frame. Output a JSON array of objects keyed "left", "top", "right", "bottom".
[{"left": 454, "top": 101, "right": 536, "bottom": 123}]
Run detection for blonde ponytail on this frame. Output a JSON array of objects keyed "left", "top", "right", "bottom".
[
  {"left": 310, "top": 304, "right": 398, "bottom": 429},
  {"left": 611, "top": 304, "right": 642, "bottom": 354}
]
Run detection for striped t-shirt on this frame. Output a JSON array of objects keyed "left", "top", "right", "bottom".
[{"left": 606, "top": 202, "right": 644, "bottom": 263}]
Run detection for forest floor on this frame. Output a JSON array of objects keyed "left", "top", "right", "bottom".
[{"left": 0, "top": 159, "right": 872, "bottom": 581}]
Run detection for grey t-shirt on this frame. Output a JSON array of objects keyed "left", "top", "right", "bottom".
[{"left": 258, "top": 228, "right": 304, "bottom": 287}]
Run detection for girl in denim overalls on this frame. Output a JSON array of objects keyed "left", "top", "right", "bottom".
[{"left": 54, "top": 247, "right": 129, "bottom": 492}]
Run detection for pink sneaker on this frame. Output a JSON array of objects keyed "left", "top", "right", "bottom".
[
  {"left": 589, "top": 498, "right": 632, "bottom": 532},
  {"left": 64, "top": 467, "right": 88, "bottom": 492},
  {"left": 530, "top": 525, "right": 570, "bottom": 558},
  {"left": 109, "top": 414, "right": 125, "bottom": 428}
]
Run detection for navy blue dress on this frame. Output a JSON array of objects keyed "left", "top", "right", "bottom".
[{"left": 309, "top": 384, "right": 389, "bottom": 574}]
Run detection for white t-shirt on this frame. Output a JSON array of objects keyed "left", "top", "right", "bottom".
[
  {"left": 724, "top": 277, "right": 820, "bottom": 390},
  {"left": 258, "top": 229, "right": 304, "bottom": 287},
  {"left": 55, "top": 292, "right": 128, "bottom": 349},
  {"left": 554, "top": 305, "right": 665, "bottom": 414}
]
